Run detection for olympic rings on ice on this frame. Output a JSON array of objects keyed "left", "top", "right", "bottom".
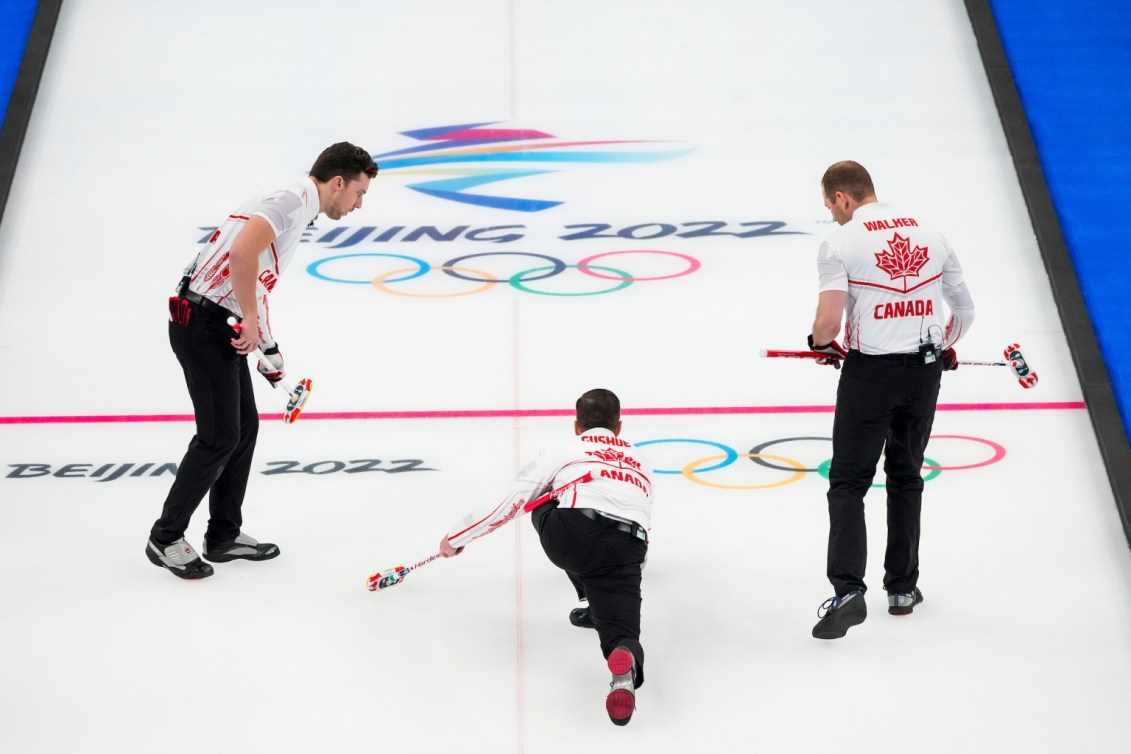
[
  {"left": 814, "top": 457, "right": 941, "bottom": 487},
  {"left": 636, "top": 435, "right": 1005, "bottom": 490},
  {"left": 442, "top": 252, "right": 565, "bottom": 283},
  {"left": 305, "top": 249, "right": 700, "bottom": 297},
  {"left": 683, "top": 453, "right": 806, "bottom": 490},
  {"left": 374, "top": 267, "right": 495, "bottom": 298},
  {"left": 576, "top": 250, "right": 701, "bottom": 282},
  {"left": 510, "top": 264, "right": 633, "bottom": 297},
  {"left": 919, "top": 435, "right": 1007, "bottom": 470},
  {"left": 308, "top": 253, "right": 430, "bottom": 284}
]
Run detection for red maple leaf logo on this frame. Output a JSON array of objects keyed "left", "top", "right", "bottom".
[{"left": 875, "top": 233, "right": 929, "bottom": 284}]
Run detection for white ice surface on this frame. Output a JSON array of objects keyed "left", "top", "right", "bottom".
[{"left": 2, "top": 2, "right": 1129, "bottom": 753}]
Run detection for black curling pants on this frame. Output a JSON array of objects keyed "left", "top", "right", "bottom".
[
  {"left": 826, "top": 351, "right": 942, "bottom": 597},
  {"left": 532, "top": 504, "right": 649, "bottom": 688},
  {"left": 150, "top": 305, "right": 259, "bottom": 547}
]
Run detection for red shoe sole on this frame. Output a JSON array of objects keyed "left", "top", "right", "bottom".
[
  {"left": 606, "top": 649, "right": 636, "bottom": 725},
  {"left": 607, "top": 648, "right": 634, "bottom": 676},
  {"left": 606, "top": 688, "right": 635, "bottom": 724}
]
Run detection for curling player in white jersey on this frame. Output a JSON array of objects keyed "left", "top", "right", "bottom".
[
  {"left": 439, "top": 389, "right": 653, "bottom": 726},
  {"left": 147, "top": 143, "right": 378, "bottom": 580},
  {"left": 807, "top": 160, "right": 975, "bottom": 639}
]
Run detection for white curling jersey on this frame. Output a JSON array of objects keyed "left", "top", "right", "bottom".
[
  {"left": 818, "top": 202, "right": 975, "bottom": 354},
  {"left": 447, "top": 428, "right": 654, "bottom": 549},
  {"left": 181, "top": 176, "right": 320, "bottom": 343}
]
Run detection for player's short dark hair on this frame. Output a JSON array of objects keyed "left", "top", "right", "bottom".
[
  {"left": 576, "top": 389, "right": 620, "bottom": 432},
  {"left": 821, "top": 160, "right": 875, "bottom": 202},
  {"left": 309, "top": 142, "right": 379, "bottom": 183}
]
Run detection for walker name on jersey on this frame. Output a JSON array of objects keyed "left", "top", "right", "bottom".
[
  {"left": 5, "top": 459, "right": 435, "bottom": 481},
  {"left": 863, "top": 217, "right": 919, "bottom": 231},
  {"left": 195, "top": 220, "right": 802, "bottom": 247}
]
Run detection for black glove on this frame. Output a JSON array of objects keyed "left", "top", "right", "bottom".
[
  {"left": 807, "top": 334, "right": 848, "bottom": 369},
  {"left": 257, "top": 344, "right": 285, "bottom": 385},
  {"left": 941, "top": 347, "right": 958, "bottom": 371}
]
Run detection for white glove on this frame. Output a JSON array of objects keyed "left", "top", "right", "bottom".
[{"left": 257, "top": 344, "right": 285, "bottom": 386}]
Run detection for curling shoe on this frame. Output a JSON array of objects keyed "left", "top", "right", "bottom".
[
  {"left": 202, "top": 532, "right": 280, "bottom": 563},
  {"left": 605, "top": 647, "right": 637, "bottom": 726},
  {"left": 570, "top": 606, "right": 596, "bottom": 629},
  {"left": 812, "top": 589, "right": 867, "bottom": 640},
  {"left": 888, "top": 587, "right": 924, "bottom": 616},
  {"left": 146, "top": 537, "right": 214, "bottom": 580}
]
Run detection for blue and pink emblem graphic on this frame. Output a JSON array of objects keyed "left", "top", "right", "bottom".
[{"left": 373, "top": 122, "right": 692, "bottom": 212}]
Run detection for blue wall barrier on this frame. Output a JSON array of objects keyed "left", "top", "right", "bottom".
[
  {"left": 989, "top": 0, "right": 1131, "bottom": 441},
  {"left": 0, "top": 0, "right": 38, "bottom": 125}
]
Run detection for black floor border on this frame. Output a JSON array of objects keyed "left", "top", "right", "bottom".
[
  {"left": 0, "top": 0, "right": 64, "bottom": 227},
  {"left": 964, "top": 0, "right": 1131, "bottom": 547}
]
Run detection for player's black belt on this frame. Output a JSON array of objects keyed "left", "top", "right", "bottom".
[
  {"left": 575, "top": 507, "right": 648, "bottom": 543},
  {"left": 848, "top": 350, "right": 931, "bottom": 367},
  {"left": 177, "top": 285, "right": 240, "bottom": 322}
]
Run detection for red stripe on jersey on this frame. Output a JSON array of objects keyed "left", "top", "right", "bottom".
[
  {"left": 847, "top": 271, "right": 943, "bottom": 294},
  {"left": 269, "top": 242, "right": 279, "bottom": 274},
  {"left": 944, "top": 315, "right": 963, "bottom": 345},
  {"left": 552, "top": 460, "right": 598, "bottom": 507},
  {"left": 261, "top": 296, "right": 272, "bottom": 342},
  {"left": 449, "top": 500, "right": 511, "bottom": 542},
  {"left": 229, "top": 214, "right": 251, "bottom": 221}
]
